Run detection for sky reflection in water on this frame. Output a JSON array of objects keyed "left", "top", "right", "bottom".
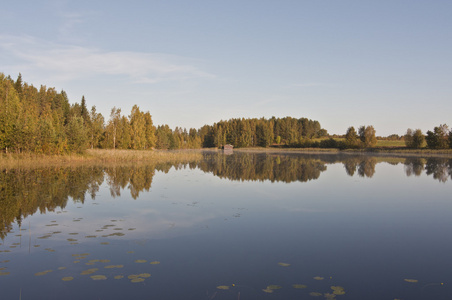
[{"left": 0, "top": 152, "right": 452, "bottom": 300}]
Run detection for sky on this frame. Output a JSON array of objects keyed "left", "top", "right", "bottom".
[{"left": 1, "top": 0, "right": 451, "bottom": 136}]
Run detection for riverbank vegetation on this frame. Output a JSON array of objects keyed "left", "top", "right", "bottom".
[{"left": 1, "top": 72, "right": 452, "bottom": 155}]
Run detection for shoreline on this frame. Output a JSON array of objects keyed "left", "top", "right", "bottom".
[{"left": 1, "top": 147, "right": 451, "bottom": 168}]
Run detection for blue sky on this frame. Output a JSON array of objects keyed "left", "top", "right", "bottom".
[{"left": 1, "top": 0, "right": 451, "bottom": 136}]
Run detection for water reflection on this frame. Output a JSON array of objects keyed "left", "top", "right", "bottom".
[{"left": 2, "top": 152, "right": 452, "bottom": 239}]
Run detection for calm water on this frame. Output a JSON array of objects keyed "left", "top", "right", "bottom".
[{"left": 1, "top": 152, "right": 452, "bottom": 300}]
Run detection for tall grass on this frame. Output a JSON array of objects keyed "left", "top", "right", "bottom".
[{"left": 0, "top": 149, "right": 204, "bottom": 169}]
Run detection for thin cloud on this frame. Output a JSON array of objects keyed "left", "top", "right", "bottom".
[
  {"left": 0, "top": 35, "right": 215, "bottom": 84},
  {"left": 289, "top": 82, "right": 339, "bottom": 88}
]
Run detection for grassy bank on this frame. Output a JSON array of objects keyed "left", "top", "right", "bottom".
[
  {"left": 1, "top": 146, "right": 451, "bottom": 169},
  {"left": 0, "top": 149, "right": 205, "bottom": 169}
]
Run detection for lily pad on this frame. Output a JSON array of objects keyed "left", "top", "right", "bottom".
[
  {"left": 278, "top": 262, "right": 290, "bottom": 267},
  {"left": 35, "top": 270, "right": 53, "bottom": 276},
  {"left": 292, "top": 284, "right": 307, "bottom": 289},
  {"left": 81, "top": 268, "right": 99, "bottom": 275},
  {"left": 0, "top": 271, "right": 10, "bottom": 276},
  {"left": 404, "top": 279, "right": 418, "bottom": 283},
  {"left": 313, "top": 276, "right": 324, "bottom": 280},
  {"left": 217, "top": 285, "right": 229, "bottom": 290},
  {"left": 58, "top": 267, "right": 67, "bottom": 270},
  {"left": 331, "top": 286, "right": 345, "bottom": 295},
  {"left": 135, "top": 259, "right": 147, "bottom": 263},
  {"left": 309, "top": 292, "right": 322, "bottom": 296},
  {"left": 138, "top": 273, "right": 151, "bottom": 278},
  {"left": 114, "top": 275, "right": 124, "bottom": 279},
  {"left": 91, "top": 275, "right": 107, "bottom": 280},
  {"left": 100, "top": 242, "right": 109, "bottom": 245},
  {"left": 62, "top": 277, "right": 74, "bottom": 281},
  {"left": 85, "top": 235, "right": 97, "bottom": 238},
  {"left": 266, "top": 285, "right": 282, "bottom": 290},
  {"left": 105, "top": 265, "right": 124, "bottom": 269},
  {"left": 131, "top": 278, "right": 145, "bottom": 283},
  {"left": 149, "top": 261, "right": 160, "bottom": 265}
]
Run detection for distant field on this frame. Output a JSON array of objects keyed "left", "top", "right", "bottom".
[{"left": 375, "top": 140, "right": 406, "bottom": 147}]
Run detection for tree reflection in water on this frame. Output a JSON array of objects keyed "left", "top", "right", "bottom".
[{"left": 1, "top": 152, "right": 451, "bottom": 239}]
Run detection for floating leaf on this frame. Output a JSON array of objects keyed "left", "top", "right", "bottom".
[
  {"left": 309, "top": 292, "right": 322, "bottom": 296},
  {"left": 128, "top": 228, "right": 136, "bottom": 231},
  {"left": 278, "top": 262, "right": 290, "bottom": 267},
  {"left": 73, "top": 260, "right": 81, "bottom": 264},
  {"left": 404, "top": 279, "right": 418, "bottom": 283},
  {"left": 135, "top": 259, "right": 147, "bottom": 263},
  {"left": 62, "top": 277, "right": 74, "bottom": 281},
  {"left": 324, "top": 293, "right": 336, "bottom": 300},
  {"left": 85, "top": 262, "right": 95, "bottom": 266},
  {"left": 216, "top": 285, "right": 230, "bottom": 290},
  {"left": 0, "top": 271, "right": 10, "bottom": 276},
  {"left": 114, "top": 275, "right": 124, "bottom": 279},
  {"left": 313, "top": 276, "right": 324, "bottom": 280},
  {"left": 67, "top": 239, "right": 78, "bottom": 242},
  {"left": 35, "top": 270, "right": 53, "bottom": 276},
  {"left": 33, "top": 245, "right": 40, "bottom": 247},
  {"left": 69, "top": 233, "right": 79, "bottom": 235},
  {"left": 37, "top": 235, "right": 52, "bottom": 239},
  {"left": 262, "top": 288, "right": 273, "bottom": 294},
  {"left": 105, "top": 265, "right": 124, "bottom": 269},
  {"left": 99, "top": 259, "right": 111, "bottom": 263},
  {"left": 91, "top": 275, "right": 107, "bottom": 280},
  {"left": 85, "top": 235, "right": 97, "bottom": 238},
  {"left": 149, "top": 261, "right": 160, "bottom": 265},
  {"left": 138, "top": 273, "right": 151, "bottom": 278},
  {"left": 58, "top": 267, "right": 67, "bottom": 270},
  {"left": 331, "top": 286, "right": 345, "bottom": 295},
  {"left": 81, "top": 268, "right": 98, "bottom": 275},
  {"left": 127, "top": 251, "right": 134, "bottom": 254},
  {"left": 131, "top": 278, "right": 145, "bottom": 283},
  {"left": 266, "top": 285, "right": 282, "bottom": 290},
  {"left": 292, "top": 284, "right": 307, "bottom": 289},
  {"left": 100, "top": 242, "right": 109, "bottom": 245}
]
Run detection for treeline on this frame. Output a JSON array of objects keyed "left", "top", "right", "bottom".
[{"left": 0, "top": 72, "right": 327, "bottom": 153}]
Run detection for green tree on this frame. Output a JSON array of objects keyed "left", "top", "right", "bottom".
[
  {"left": 89, "top": 106, "right": 105, "bottom": 149},
  {"left": 426, "top": 124, "right": 449, "bottom": 149},
  {"left": 106, "top": 107, "right": 121, "bottom": 149},
  {"left": 66, "top": 116, "right": 88, "bottom": 152},
  {"left": 405, "top": 128, "right": 425, "bottom": 148},
  {"left": 345, "top": 126, "right": 359, "bottom": 148},
  {"left": 129, "top": 105, "right": 146, "bottom": 149},
  {"left": 143, "top": 112, "right": 156, "bottom": 149},
  {"left": 358, "top": 125, "right": 377, "bottom": 148}
]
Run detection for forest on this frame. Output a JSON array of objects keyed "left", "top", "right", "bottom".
[
  {"left": 1, "top": 72, "right": 452, "bottom": 154},
  {"left": 0, "top": 73, "right": 327, "bottom": 153}
]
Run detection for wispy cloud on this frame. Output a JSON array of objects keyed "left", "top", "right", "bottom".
[
  {"left": 0, "top": 35, "right": 215, "bottom": 84},
  {"left": 289, "top": 82, "right": 339, "bottom": 88}
]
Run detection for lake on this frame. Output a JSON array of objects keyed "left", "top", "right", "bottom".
[{"left": 1, "top": 151, "right": 451, "bottom": 299}]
